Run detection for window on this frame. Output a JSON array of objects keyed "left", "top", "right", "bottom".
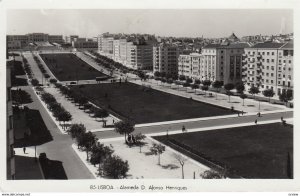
[
  {"left": 267, "top": 59, "right": 270, "bottom": 63},
  {"left": 272, "top": 52, "right": 274, "bottom": 55},
  {"left": 267, "top": 52, "right": 270, "bottom": 55},
  {"left": 289, "top": 60, "right": 292, "bottom": 63},
  {"left": 262, "top": 52, "right": 265, "bottom": 55},
  {"left": 279, "top": 60, "right": 281, "bottom": 63},
  {"left": 271, "top": 59, "right": 274, "bottom": 62},
  {"left": 271, "top": 80, "right": 273, "bottom": 84},
  {"left": 271, "top": 73, "right": 274, "bottom": 77},
  {"left": 266, "top": 73, "right": 269, "bottom": 76},
  {"left": 258, "top": 52, "right": 260, "bottom": 55},
  {"left": 278, "top": 81, "right": 281, "bottom": 85},
  {"left": 267, "top": 66, "right": 269, "bottom": 70}
]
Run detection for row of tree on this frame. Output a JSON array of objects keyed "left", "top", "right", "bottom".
[
  {"left": 155, "top": 73, "right": 293, "bottom": 105},
  {"left": 67, "top": 123, "right": 129, "bottom": 178},
  {"left": 40, "top": 92, "right": 72, "bottom": 130},
  {"left": 21, "top": 55, "right": 33, "bottom": 79},
  {"left": 54, "top": 83, "right": 109, "bottom": 127},
  {"left": 33, "top": 55, "right": 51, "bottom": 82}
]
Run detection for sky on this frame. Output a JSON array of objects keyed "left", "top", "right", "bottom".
[{"left": 6, "top": 9, "right": 293, "bottom": 38}]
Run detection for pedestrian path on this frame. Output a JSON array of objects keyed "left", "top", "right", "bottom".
[{"left": 133, "top": 79, "right": 285, "bottom": 114}]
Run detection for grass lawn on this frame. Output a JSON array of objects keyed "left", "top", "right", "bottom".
[
  {"left": 154, "top": 123, "right": 293, "bottom": 179},
  {"left": 69, "top": 82, "right": 234, "bottom": 124},
  {"left": 39, "top": 53, "right": 108, "bottom": 81}
]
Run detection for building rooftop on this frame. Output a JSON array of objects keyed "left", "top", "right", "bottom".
[
  {"left": 280, "top": 41, "right": 293, "bottom": 49},
  {"left": 203, "top": 44, "right": 220, "bottom": 49},
  {"left": 222, "top": 42, "right": 251, "bottom": 49},
  {"left": 251, "top": 42, "right": 286, "bottom": 49}
]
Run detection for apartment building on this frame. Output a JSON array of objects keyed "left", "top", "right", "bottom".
[
  {"left": 200, "top": 42, "right": 249, "bottom": 84},
  {"left": 72, "top": 38, "right": 98, "bottom": 48},
  {"left": 125, "top": 42, "right": 153, "bottom": 70},
  {"left": 200, "top": 44, "right": 218, "bottom": 81},
  {"left": 7, "top": 59, "right": 15, "bottom": 180},
  {"left": 153, "top": 43, "right": 180, "bottom": 76},
  {"left": 243, "top": 41, "right": 293, "bottom": 96},
  {"left": 178, "top": 53, "right": 202, "bottom": 79},
  {"left": 98, "top": 33, "right": 114, "bottom": 57}
]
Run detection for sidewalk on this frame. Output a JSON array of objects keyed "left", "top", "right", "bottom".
[
  {"left": 44, "top": 86, "right": 117, "bottom": 132},
  {"left": 133, "top": 79, "right": 285, "bottom": 113}
]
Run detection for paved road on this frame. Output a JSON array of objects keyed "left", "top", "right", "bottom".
[
  {"left": 94, "top": 110, "right": 293, "bottom": 139},
  {"left": 20, "top": 70, "right": 95, "bottom": 179}
]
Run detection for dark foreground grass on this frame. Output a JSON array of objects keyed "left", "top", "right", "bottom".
[
  {"left": 154, "top": 123, "right": 293, "bottom": 179},
  {"left": 40, "top": 53, "right": 107, "bottom": 81},
  {"left": 69, "top": 82, "right": 234, "bottom": 124}
]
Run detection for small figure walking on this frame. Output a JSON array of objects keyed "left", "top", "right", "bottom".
[
  {"left": 182, "top": 125, "right": 186, "bottom": 133},
  {"left": 281, "top": 116, "right": 284, "bottom": 122},
  {"left": 23, "top": 147, "right": 26, "bottom": 154},
  {"left": 255, "top": 119, "right": 258, "bottom": 125},
  {"left": 257, "top": 112, "right": 261, "bottom": 117},
  {"left": 237, "top": 112, "right": 240, "bottom": 117},
  {"left": 113, "top": 119, "right": 115, "bottom": 124},
  {"left": 241, "top": 110, "right": 244, "bottom": 115}
]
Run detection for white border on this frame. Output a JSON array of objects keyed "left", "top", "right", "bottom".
[{"left": 0, "top": 0, "right": 299, "bottom": 193}]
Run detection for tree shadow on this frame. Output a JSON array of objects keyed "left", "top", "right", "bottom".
[
  {"left": 144, "top": 151, "right": 155, "bottom": 156},
  {"left": 247, "top": 104, "right": 255, "bottom": 107},
  {"left": 161, "top": 164, "right": 180, "bottom": 170}
]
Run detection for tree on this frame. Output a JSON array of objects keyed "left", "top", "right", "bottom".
[
  {"left": 202, "top": 80, "right": 212, "bottom": 87},
  {"left": 160, "top": 72, "right": 166, "bottom": 78},
  {"left": 167, "top": 78, "right": 173, "bottom": 84},
  {"left": 240, "top": 93, "right": 247, "bottom": 106},
  {"left": 191, "top": 84, "right": 199, "bottom": 93},
  {"left": 114, "top": 120, "right": 135, "bottom": 142},
  {"left": 224, "top": 83, "right": 235, "bottom": 102},
  {"left": 263, "top": 89, "right": 275, "bottom": 103},
  {"left": 67, "top": 123, "right": 86, "bottom": 140},
  {"left": 179, "top": 75, "right": 186, "bottom": 81},
  {"left": 102, "top": 155, "right": 129, "bottom": 179},
  {"left": 279, "top": 89, "right": 293, "bottom": 106},
  {"left": 226, "top": 90, "right": 233, "bottom": 103},
  {"left": 201, "top": 85, "right": 209, "bottom": 96},
  {"left": 76, "top": 131, "right": 97, "bottom": 160},
  {"left": 78, "top": 96, "right": 88, "bottom": 108},
  {"left": 200, "top": 169, "right": 227, "bottom": 179},
  {"left": 154, "top": 71, "right": 161, "bottom": 78},
  {"left": 94, "top": 109, "right": 109, "bottom": 127},
  {"left": 173, "top": 154, "right": 187, "bottom": 179},
  {"left": 31, "top": 78, "right": 40, "bottom": 86},
  {"left": 83, "top": 103, "right": 92, "bottom": 112},
  {"left": 248, "top": 86, "right": 260, "bottom": 99},
  {"left": 57, "top": 111, "right": 72, "bottom": 130},
  {"left": 186, "top": 78, "right": 193, "bottom": 84},
  {"left": 212, "top": 81, "right": 223, "bottom": 99},
  {"left": 235, "top": 82, "right": 245, "bottom": 94},
  {"left": 137, "top": 71, "right": 146, "bottom": 81},
  {"left": 150, "top": 143, "right": 166, "bottom": 165},
  {"left": 134, "top": 133, "right": 146, "bottom": 153},
  {"left": 90, "top": 142, "right": 114, "bottom": 171},
  {"left": 49, "top": 78, "right": 57, "bottom": 84},
  {"left": 194, "top": 79, "right": 201, "bottom": 85}
]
